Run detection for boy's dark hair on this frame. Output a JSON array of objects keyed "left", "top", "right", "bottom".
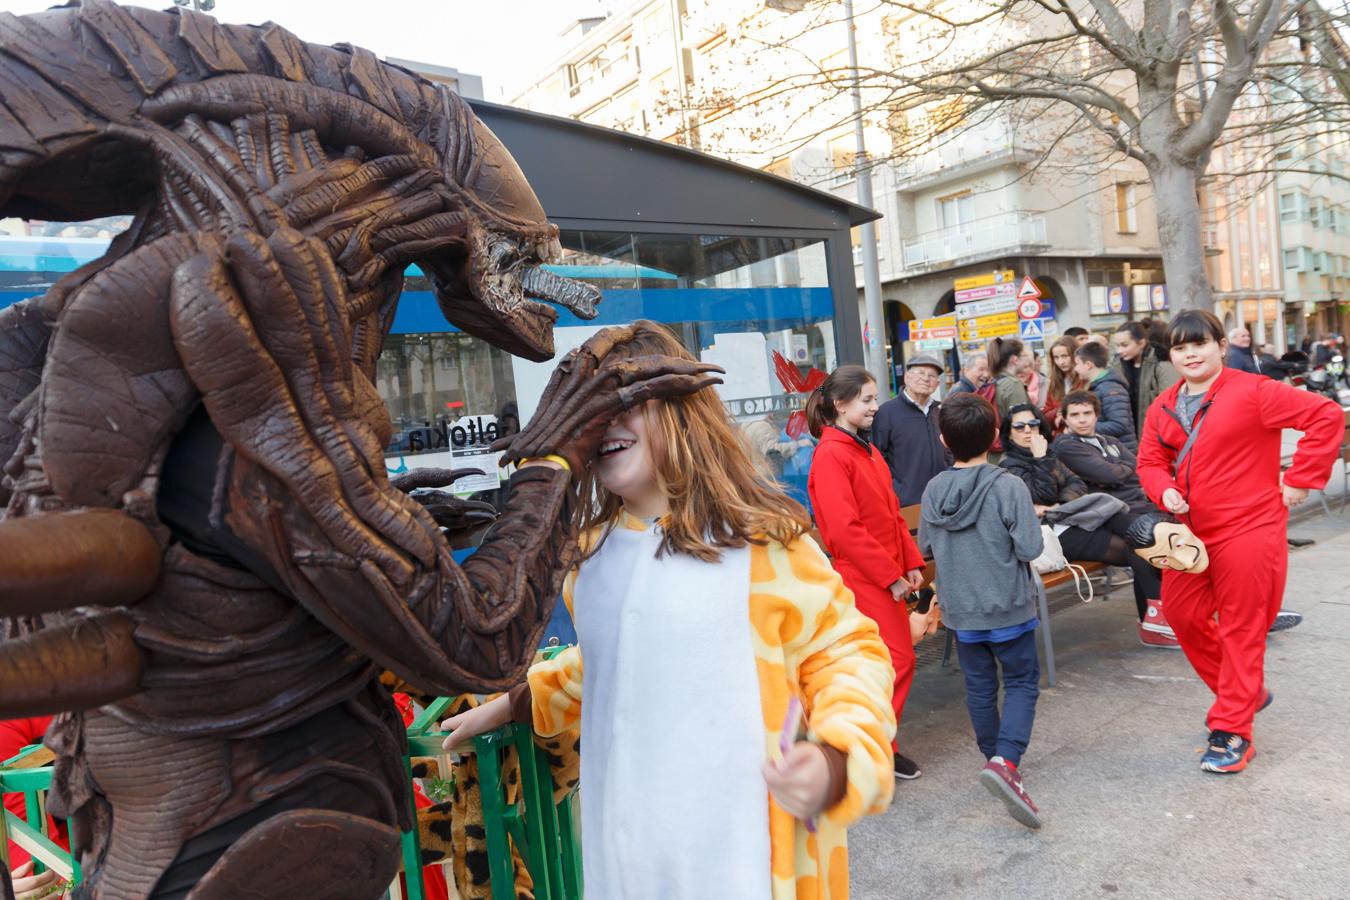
[
  {"left": 1074, "top": 341, "right": 1109, "bottom": 369},
  {"left": 939, "top": 393, "right": 997, "bottom": 461},
  {"left": 1063, "top": 390, "right": 1100, "bottom": 416},
  {"left": 1166, "top": 309, "right": 1225, "bottom": 349},
  {"left": 1063, "top": 326, "right": 1088, "bottom": 337}
]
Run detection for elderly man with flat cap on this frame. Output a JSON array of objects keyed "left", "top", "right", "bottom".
[{"left": 872, "top": 353, "right": 954, "bottom": 507}]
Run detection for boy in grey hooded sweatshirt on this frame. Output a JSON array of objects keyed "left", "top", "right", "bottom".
[{"left": 918, "top": 393, "right": 1045, "bottom": 829}]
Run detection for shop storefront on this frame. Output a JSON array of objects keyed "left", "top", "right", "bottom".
[{"left": 0, "top": 100, "right": 875, "bottom": 509}]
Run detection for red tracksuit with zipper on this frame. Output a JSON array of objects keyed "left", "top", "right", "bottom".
[
  {"left": 808, "top": 425, "right": 925, "bottom": 744},
  {"left": 1136, "top": 369, "right": 1342, "bottom": 740}
]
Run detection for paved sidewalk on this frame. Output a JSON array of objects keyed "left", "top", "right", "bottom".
[{"left": 851, "top": 516, "right": 1350, "bottom": 900}]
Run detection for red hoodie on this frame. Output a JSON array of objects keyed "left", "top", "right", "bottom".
[
  {"left": 1136, "top": 368, "right": 1343, "bottom": 542},
  {"left": 808, "top": 426, "right": 924, "bottom": 603}
]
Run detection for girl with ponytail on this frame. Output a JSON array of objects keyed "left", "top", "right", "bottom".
[{"left": 807, "top": 365, "right": 929, "bottom": 781}]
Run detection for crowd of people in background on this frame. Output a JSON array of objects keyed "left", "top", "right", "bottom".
[{"left": 799, "top": 311, "right": 1344, "bottom": 831}]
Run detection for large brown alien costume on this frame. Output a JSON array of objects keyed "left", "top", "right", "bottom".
[{"left": 0, "top": 3, "right": 717, "bottom": 897}]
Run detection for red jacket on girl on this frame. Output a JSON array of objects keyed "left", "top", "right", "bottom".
[
  {"left": 808, "top": 426, "right": 925, "bottom": 596},
  {"left": 808, "top": 425, "right": 925, "bottom": 743}
]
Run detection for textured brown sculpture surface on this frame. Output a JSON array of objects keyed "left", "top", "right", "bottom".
[{"left": 0, "top": 3, "right": 717, "bottom": 897}]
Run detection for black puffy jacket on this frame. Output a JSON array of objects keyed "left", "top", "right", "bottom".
[
  {"left": 1089, "top": 371, "right": 1138, "bottom": 452},
  {"left": 998, "top": 443, "right": 1087, "bottom": 506}
]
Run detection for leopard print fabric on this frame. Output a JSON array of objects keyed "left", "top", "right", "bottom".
[{"left": 380, "top": 669, "right": 581, "bottom": 900}]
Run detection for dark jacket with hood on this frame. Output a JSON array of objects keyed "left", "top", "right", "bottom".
[
  {"left": 872, "top": 393, "right": 953, "bottom": 507},
  {"left": 1050, "top": 432, "right": 1153, "bottom": 514},
  {"left": 1111, "top": 346, "right": 1179, "bottom": 438},
  {"left": 918, "top": 465, "right": 1043, "bottom": 632},
  {"left": 1089, "top": 370, "right": 1138, "bottom": 451},
  {"left": 1225, "top": 343, "right": 1260, "bottom": 375},
  {"left": 998, "top": 443, "right": 1087, "bottom": 506}
]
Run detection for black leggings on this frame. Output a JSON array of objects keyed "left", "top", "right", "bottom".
[{"left": 1057, "top": 511, "right": 1161, "bottom": 621}]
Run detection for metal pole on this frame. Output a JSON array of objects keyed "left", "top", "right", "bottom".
[{"left": 844, "top": 0, "right": 887, "bottom": 390}]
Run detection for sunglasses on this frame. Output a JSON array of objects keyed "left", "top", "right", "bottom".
[{"left": 1010, "top": 420, "right": 1042, "bottom": 431}]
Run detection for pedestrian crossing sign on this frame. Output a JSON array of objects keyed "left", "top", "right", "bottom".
[{"left": 1019, "top": 318, "right": 1045, "bottom": 341}]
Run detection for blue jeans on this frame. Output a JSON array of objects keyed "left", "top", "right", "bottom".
[{"left": 955, "top": 629, "right": 1040, "bottom": 766}]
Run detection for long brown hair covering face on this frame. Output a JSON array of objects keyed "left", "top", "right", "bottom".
[
  {"left": 577, "top": 321, "right": 810, "bottom": 563},
  {"left": 804, "top": 364, "right": 875, "bottom": 439},
  {"left": 1045, "top": 334, "right": 1083, "bottom": 408}
]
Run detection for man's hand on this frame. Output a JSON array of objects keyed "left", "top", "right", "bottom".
[
  {"left": 1282, "top": 484, "right": 1309, "bottom": 508},
  {"left": 762, "top": 742, "right": 831, "bottom": 819},
  {"left": 1162, "top": 488, "right": 1189, "bottom": 515},
  {"left": 1033, "top": 504, "right": 1053, "bottom": 518},
  {"left": 440, "top": 693, "right": 513, "bottom": 752}
]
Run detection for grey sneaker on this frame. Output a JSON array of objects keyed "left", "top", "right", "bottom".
[{"left": 1269, "top": 610, "right": 1303, "bottom": 633}]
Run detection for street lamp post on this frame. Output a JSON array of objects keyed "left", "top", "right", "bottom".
[{"left": 843, "top": 0, "right": 888, "bottom": 392}]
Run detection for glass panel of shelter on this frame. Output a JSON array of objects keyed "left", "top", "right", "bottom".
[{"left": 378, "top": 230, "right": 838, "bottom": 514}]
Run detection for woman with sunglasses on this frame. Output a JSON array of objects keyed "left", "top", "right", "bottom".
[{"left": 998, "top": 404, "right": 1162, "bottom": 604}]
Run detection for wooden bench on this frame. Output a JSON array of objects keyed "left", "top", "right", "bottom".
[{"left": 898, "top": 504, "right": 1107, "bottom": 687}]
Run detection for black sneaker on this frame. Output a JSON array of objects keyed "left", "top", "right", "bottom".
[{"left": 893, "top": 753, "right": 921, "bottom": 780}]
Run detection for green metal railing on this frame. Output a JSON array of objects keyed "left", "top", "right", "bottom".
[
  {"left": 2, "top": 686, "right": 581, "bottom": 900},
  {"left": 0, "top": 745, "right": 77, "bottom": 892}
]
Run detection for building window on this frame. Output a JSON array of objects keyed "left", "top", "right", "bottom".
[
  {"left": 937, "top": 192, "right": 974, "bottom": 229},
  {"left": 1282, "top": 248, "right": 1303, "bottom": 270},
  {"left": 1310, "top": 197, "right": 1325, "bottom": 229},
  {"left": 1279, "top": 190, "right": 1308, "bottom": 222},
  {"left": 1115, "top": 182, "right": 1137, "bottom": 233},
  {"left": 1312, "top": 250, "right": 1326, "bottom": 272}
]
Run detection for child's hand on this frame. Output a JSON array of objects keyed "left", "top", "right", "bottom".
[
  {"left": 905, "top": 568, "right": 924, "bottom": 591},
  {"left": 762, "top": 741, "right": 831, "bottom": 820},
  {"left": 1162, "top": 488, "right": 1189, "bottom": 515},
  {"left": 440, "top": 694, "right": 513, "bottom": 751},
  {"left": 10, "top": 861, "right": 65, "bottom": 900}
]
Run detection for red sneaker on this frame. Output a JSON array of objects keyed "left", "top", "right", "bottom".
[
  {"left": 1138, "top": 621, "right": 1181, "bottom": 648},
  {"left": 979, "top": 758, "right": 1042, "bottom": 829}
]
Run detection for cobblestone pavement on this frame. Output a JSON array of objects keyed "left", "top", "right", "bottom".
[{"left": 851, "top": 508, "right": 1350, "bottom": 900}]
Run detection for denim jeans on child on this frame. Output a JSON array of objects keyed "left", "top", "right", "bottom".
[{"left": 955, "top": 629, "right": 1040, "bottom": 766}]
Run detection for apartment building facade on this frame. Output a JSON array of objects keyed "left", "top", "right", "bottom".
[{"left": 512, "top": 0, "right": 1176, "bottom": 376}]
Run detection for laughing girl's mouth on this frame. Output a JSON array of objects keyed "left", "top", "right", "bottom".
[{"left": 599, "top": 439, "right": 636, "bottom": 457}]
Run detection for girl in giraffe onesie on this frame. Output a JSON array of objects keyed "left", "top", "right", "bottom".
[
  {"left": 441, "top": 321, "right": 897, "bottom": 899},
  {"left": 1137, "top": 310, "right": 1342, "bottom": 774}
]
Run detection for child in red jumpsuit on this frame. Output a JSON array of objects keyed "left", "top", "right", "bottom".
[
  {"left": 806, "top": 365, "right": 927, "bottom": 780},
  {"left": 1136, "top": 311, "right": 1343, "bottom": 773}
]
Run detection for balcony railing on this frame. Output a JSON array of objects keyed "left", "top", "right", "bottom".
[{"left": 901, "top": 212, "right": 1049, "bottom": 270}]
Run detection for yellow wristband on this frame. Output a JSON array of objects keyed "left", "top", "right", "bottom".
[{"left": 520, "top": 454, "right": 571, "bottom": 473}]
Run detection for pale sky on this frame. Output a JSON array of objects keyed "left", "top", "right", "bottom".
[{"left": 0, "top": 0, "right": 615, "bottom": 100}]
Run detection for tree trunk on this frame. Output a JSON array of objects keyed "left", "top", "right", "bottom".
[{"left": 1146, "top": 159, "right": 1213, "bottom": 314}]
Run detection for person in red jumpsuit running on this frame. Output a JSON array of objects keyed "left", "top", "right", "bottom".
[
  {"left": 806, "top": 365, "right": 927, "bottom": 780},
  {"left": 1137, "top": 310, "right": 1343, "bottom": 774}
]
